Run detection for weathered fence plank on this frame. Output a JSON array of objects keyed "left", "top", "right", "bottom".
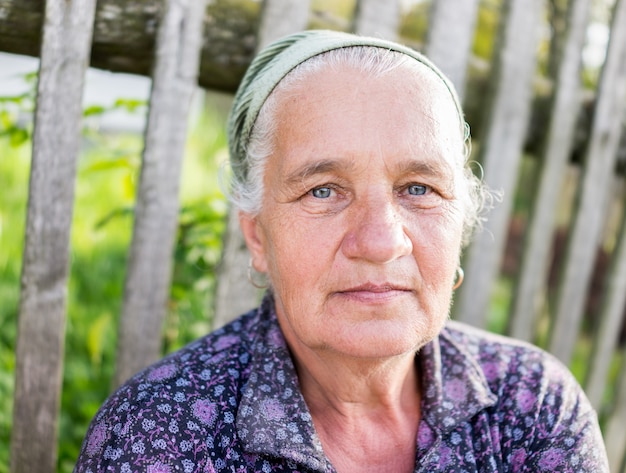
[
  {"left": 425, "top": 0, "right": 480, "bottom": 101},
  {"left": 455, "top": 0, "right": 543, "bottom": 328},
  {"left": 586, "top": 182, "right": 626, "bottom": 409},
  {"left": 214, "top": 206, "right": 260, "bottom": 328},
  {"left": 9, "top": 1, "right": 96, "bottom": 472},
  {"left": 509, "top": 0, "right": 591, "bottom": 342},
  {"left": 606, "top": 345, "right": 626, "bottom": 472},
  {"left": 213, "top": 0, "right": 311, "bottom": 330},
  {"left": 549, "top": 0, "right": 626, "bottom": 364},
  {"left": 257, "top": 0, "right": 310, "bottom": 45},
  {"left": 353, "top": 0, "right": 400, "bottom": 40},
  {"left": 113, "top": 0, "right": 208, "bottom": 387}
]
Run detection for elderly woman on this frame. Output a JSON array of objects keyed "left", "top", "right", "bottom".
[{"left": 75, "top": 30, "right": 608, "bottom": 472}]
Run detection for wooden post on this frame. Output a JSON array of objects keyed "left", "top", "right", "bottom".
[
  {"left": 10, "top": 1, "right": 96, "bottom": 472},
  {"left": 425, "top": 0, "right": 480, "bottom": 101},
  {"left": 605, "top": 345, "right": 626, "bottom": 472},
  {"left": 114, "top": 0, "right": 208, "bottom": 387},
  {"left": 213, "top": 0, "right": 310, "bottom": 330},
  {"left": 585, "top": 183, "right": 626, "bottom": 408},
  {"left": 257, "top": 0, "right": 310, "bottom": 45},
  {"left": 509, "top": 0, "right": 592, "bottom": 342},
  {"left": 353, "top": 0, "right": 400, "bottom": 40},
  {"left": 455, "top": 0, "right": 543, "bottom": 328},
  {"left": 549, "top": 0, "right": 626, "bottom": 364}
]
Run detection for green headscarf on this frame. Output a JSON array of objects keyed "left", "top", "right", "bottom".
[{"left": 227, "top": 29, "right": 464, "bottom": 183}]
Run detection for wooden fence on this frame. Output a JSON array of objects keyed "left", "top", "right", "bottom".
[{"left": 4, "top": 0, "right": 626, "bottom": 471}]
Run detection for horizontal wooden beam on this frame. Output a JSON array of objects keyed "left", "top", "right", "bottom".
[{"left": 0, "top": 0, "right": 259, "bottom": 93}]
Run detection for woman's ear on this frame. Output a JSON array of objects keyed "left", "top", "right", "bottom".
[{"left": 238, "top": 211, "right": 268, "bottom": 273}]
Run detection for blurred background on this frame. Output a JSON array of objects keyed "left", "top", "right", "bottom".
[{"left": 0, "top": 0, "right": 623, "bottom": 471}]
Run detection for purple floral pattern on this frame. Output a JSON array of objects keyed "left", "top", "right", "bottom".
[
  {"left": 74, "top": 294, "right": 609, "bottom": 472},
  {"left": 192, "top": 399, "right": 218, "bottom": 426}
]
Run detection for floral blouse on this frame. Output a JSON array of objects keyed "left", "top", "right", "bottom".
[{"left": 74, "top": 294, "right": 609, "bottom": 472}]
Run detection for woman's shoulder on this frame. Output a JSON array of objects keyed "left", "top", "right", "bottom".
[
  {"left": 440, "top": 320, "right": 597, "bottom": 427},
  {"left": 106, "top": 308, "right": 261, "bottom": 409},
  {"left": 442, "top": 320, "right": 569, "bottom": 375},
  {"left": 75, "top": 308, "right": 263, "bottom": 470},
  {"left": 439, "top": 319, "right": 608, "bottom": 471},
  {"left": 441, "top": 321, "right": 578, "bottom": 384}
]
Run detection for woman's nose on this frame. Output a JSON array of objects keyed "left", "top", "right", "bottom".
[{"left": 341, "top": 198, "right": 413, "bottom": 264}]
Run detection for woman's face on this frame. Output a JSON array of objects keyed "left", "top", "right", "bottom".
[{"left": 240, "top": 64, "right": 467, "bottom": 360}]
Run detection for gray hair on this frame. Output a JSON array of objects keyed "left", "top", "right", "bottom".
[{"left": 230, "top": 46, "right": 491, "bottom": 246}]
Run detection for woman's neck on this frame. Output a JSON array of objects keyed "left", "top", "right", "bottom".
[
  {"left": 294, "top": 347, "right": 420, "bottom": 411},
  {"left": 291, "top": 347, "right": 422, "bottom": 473}
]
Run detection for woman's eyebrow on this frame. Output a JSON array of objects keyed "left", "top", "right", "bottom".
[
  {"left": 283, "top": 156, "right": 454, "bottom": 187},
  {"left": 283, "top": 159, "right": 346, "bottom": 186},
  {"left": 396, "top": 158, "right": 454, "bottom": 181}
]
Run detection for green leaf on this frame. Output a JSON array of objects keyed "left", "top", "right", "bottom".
[
  {"left": 94, "top": 207, "right": 134, "bottom": 230},
  {"left": 80, "top": 156, "right": 137, "bottom": 174},
  {"left": 86, "top": 312, "right": 112, "bottom": 366},
  {"left": 22, "top": 71, "right": 38, "bottom": 84},
  {"left": 113, "top": 98, "right": 147, "bottom": 113},
  {"left": 0, "top": 92, "right": 28, "bottom": 105},
  {"left": 0, "top": 110, "right": 14, "bottom": 129},
  {"left": 9, "top": 128, "right": 29, "bottom": 147},
  {"left": 83, "top": 105, "right": 107, "bottom": 117}
]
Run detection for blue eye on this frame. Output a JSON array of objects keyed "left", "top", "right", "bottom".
[
  {"left": 407, "top": 184, "right": 427, "bottom": 196},
  {"left": 311, "top": 187, "right": 332, "bottom": 198}
]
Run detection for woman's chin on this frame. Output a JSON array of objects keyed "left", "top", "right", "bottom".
[{"left": 316, "top": 318, "right": 441, "bottom": 360}]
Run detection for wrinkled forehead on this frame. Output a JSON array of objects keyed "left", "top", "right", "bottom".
[
  {"left": 227, "top": 30, "right": 465, "bottom": 174},
  {"left": 274, "top": 60, "right": 465, "bottom": 153},
  {"left": 268, "top": 64, "right": 465, "bottom": 180}
]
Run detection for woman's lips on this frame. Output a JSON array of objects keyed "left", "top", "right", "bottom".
[{"left": 333, "top": 283, "right": 413, "bottom": 303}]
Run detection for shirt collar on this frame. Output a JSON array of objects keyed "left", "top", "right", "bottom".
[
  {"left": 419, "top": 322, "right": 498, "bottom": 435},
  {"left": 235, "top": 295, "right": 334, "bottom": 472},
  {"left": 236, "top": 296, "right": 496, "bottom": 469}
]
